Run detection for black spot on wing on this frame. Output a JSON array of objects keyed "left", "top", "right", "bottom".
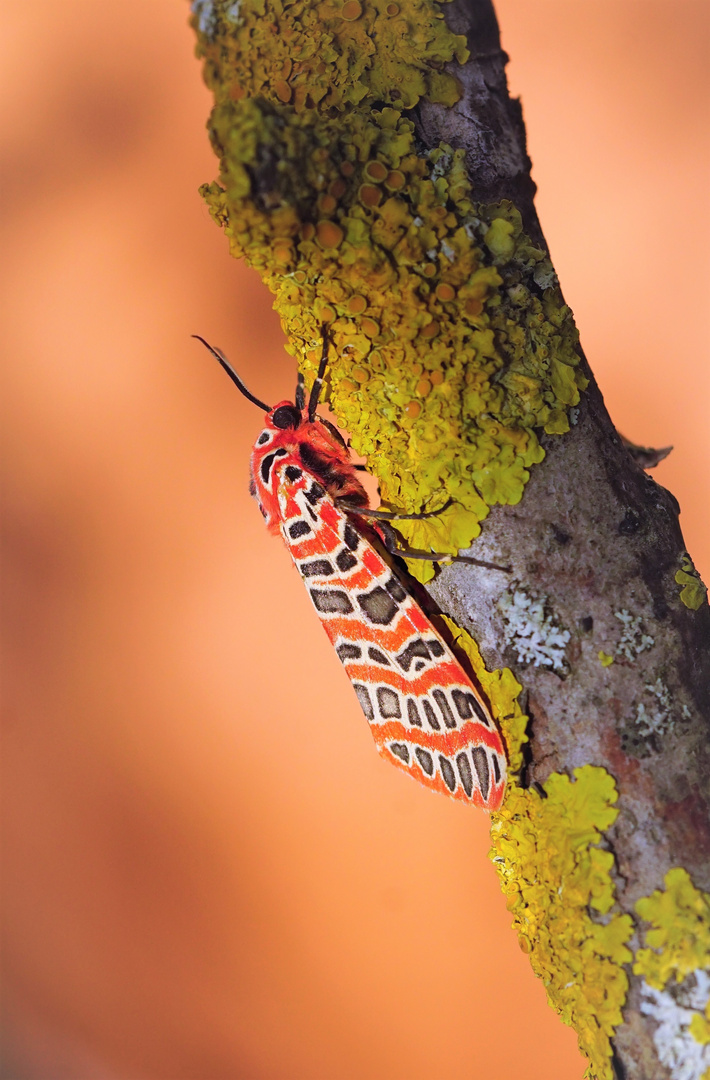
[
  {"left": 432, "top": 689, "right": 457, "bottom": 729},
  {"left": 385, "top": 576, "right": 407, "bottom": 602},
  {"left": 406, "top": 699, "right": 423, "bottom": 727},
  {"left": 285, "top": 465, "right": 302, "bottom": 482},
  {"left": 289, "top": 520, "right": 311, "bottom": 539},
  {"left": 452, "top": 689, "right": 472, "bottom": 720},
  {"left": 260, "top": 447, "right": 287, "bottom": 483},
  {"left": 422, "top": 699, "right": 440, "bottom": 731},
  {"left": 492, "top": 755, "right": 502, "bottom": 784},
  {"left": 415, "top": 747, "right": 434, "bottom": 776},
  {"left": 376, "top": 686, "right": 401, "bottom": 719},
  {"left": 305, "top": 481, "right": 326, "bottom": 505},
  {"left": 336, "top": 549, "right": 358, "bottom": 572},
  {"left": 439, "top": 755, "right": 456, "bottom": 792},
  {"left": 456, "top": 753, "right": 473, "bottom": 797},
  {"left": 257, "top": 432, "right": 270, "bottom": 446},
  {"left": 452, "top": 688, "right": 491, "bottom": 727},
  {"left": 396, "top": 638, "right": 430, "bottom": 672},
  {"left": 357, "top": 586, "right": 398, "bottom": 625},
  {"left": 469, "top": 693, "right": 491, "bottom": 727},
  {"left": 471, "top": 747, "right": 490, "bottom": 800},
  {"left": 300, "top": 559, "right": 334, "bottom": 577},
  {"left": 310, "top": 588, "right": 354, "bottom": 614},
  {"left": 389, "top": 742, "right": 410, "bottom": 764},
  {"left": 343, "top": 523, "right": 360, "bottom": 551},
  {"left": 426, "top": 639, "right": 445, "bottom": 658},
  {"left": 368, "top": 647, "right": 390, "bottom": 666},
  {"left": 336, "top": 643, "right": 361, "bottom": 662},
  {"left": 353, "top": 684, "right": 374, "bottom": 720}
]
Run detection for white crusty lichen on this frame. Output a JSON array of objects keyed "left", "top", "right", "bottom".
[
  {"left": 191, "top": 0, "right": 218, "bottom": 39},
  {"left": 499, "top": 588, "right": 570, "bottom": 671},
  {"left": 634, "top": 678, "right": 691, "bottom": 740},
  {"left": 640, "top": 970, "right": 710, "bottom": 1080},
  {"left": 428, "top": 149, "right": 453, "bottom": 180},
  {"left": 614, "top": 608, "right": 655, "bottom": 661},
  {"left": 635, "top": 678, "right": 673, "bottom": 739}
]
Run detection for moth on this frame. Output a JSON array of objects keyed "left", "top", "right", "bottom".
[{"left": 196, "top": 332, "right": 507, "bottom": 810}]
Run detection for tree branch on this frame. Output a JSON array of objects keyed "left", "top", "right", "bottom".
[{"left": 190, "top": 0, "right": 710, "bottom": 1075}]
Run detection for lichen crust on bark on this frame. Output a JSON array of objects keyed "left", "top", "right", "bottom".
[
  {"left": 191, "top": 0, "right": 586, "bottom": 584},
  {"left": 446, "top": 616, "right": 634, "bottom": 1080},
  {"left": 630, "top": 869, "right": 710, "bottom": 1079},
  {"left": 675, "top": 554, "right": 708, "bottom": 612}
]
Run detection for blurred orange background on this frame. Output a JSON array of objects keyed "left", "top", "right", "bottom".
[{"left": 1, "top": 2, "right": 707, "bottom": 1078}]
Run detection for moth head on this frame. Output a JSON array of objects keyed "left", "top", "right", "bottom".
[{"left": 269, "top": 403, "right": 302, "bottom": 430}]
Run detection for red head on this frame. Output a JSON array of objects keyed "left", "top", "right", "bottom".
[{"left": 194, "top": 334, "right": 368, "bottom": 534}]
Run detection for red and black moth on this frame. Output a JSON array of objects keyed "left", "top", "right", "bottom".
[{"left": 196, "top": 332, "right": 507, "bottom": 811}]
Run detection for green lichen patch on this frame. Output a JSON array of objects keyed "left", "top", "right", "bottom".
[
  {"left": 193, "top": 0, "right": 586, "bottom": 565},
  {"left": 634, "top": 868, "right": 710, "bottom": 990},
  {"left": 635, "top": 869, "right": 710, "bottom": 1065},
  {"left": 690, "top": 999, "right": 710, "bottom": 1045},
  {"left": 490, "top": 766, "right": 633, "bottom": 1080},
  {"left": 192, "top": 0, "right": 468, "bottom": 115},
  {"left": 200, "top": 102, "right": 584, "bottom": 557},
  {"left": 675, "top": 553, "right": 708, "bottom": 611}
]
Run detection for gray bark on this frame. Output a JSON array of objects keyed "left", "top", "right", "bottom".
[{"left": 415, "top": 1, "right": 710, "bottom": 1076}]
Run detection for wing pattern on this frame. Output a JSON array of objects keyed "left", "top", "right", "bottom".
[{"left": 275, "top": 458, "right": 507, "bottom": 811}]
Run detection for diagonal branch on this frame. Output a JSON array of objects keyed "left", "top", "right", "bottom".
[{"left": 189, "top": 0, "right": 710, "bottom": 1075}]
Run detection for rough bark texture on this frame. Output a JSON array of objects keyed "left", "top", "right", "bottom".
[{"left": 419, "top": 1, "right": 710, "bottom": 1076}]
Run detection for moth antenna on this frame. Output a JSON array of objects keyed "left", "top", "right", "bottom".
[
  {"left": 295, "top": 371, "right": 305, "bottom": 413},
  {"left": 307, "top": 324, "right": 330, "bottom": 422},
  {"left": 193, "top": 335, "right": 271, "bottom": 412}
]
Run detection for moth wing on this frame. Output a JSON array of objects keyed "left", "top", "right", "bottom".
[{"left": 276, "top": 464, "right": 506, "bottom": 810}]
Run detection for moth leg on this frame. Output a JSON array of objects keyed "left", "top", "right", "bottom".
[
  {"left": 314, "top": 415, "right": 348, "bottom": 450},
  {"left": 336, "top": 497, "right": 453, "bottom": 521},
  {"left": 377, "top": 522, "right": 511, "bottom": 573}
]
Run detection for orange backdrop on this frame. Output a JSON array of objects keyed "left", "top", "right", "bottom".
[{"left": 1, "top": 2, "right": 708, "bottom": 1078}]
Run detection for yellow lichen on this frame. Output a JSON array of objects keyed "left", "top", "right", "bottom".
[
  {"left": 490, "top": 766, "right": 633, "bottom": 1080},
  {"left": 195, "top": 0, "right": 468, "bottom": 113},
  {"left": 675, "top": 553, "right": 708, "bottom": 611},
  {"left": 634, "top": 868, "right": 710, "bottom": 1054},
  {"left": 689, "top": 1001, "right": 710, "bottom": 1045},
  {"left": 441, "top": 620, "right": 630, "bottom": 1078},
  {"left": 634, "top": 868, "right": 710, "bottom": 990},
  {"left": 192, "top": 0, "right": 586, "bottom": 566},
  {"left": 691, "top": 993, "right": 708, "bottom": 1045},
  {"left": 598, "top": 651, "right": 614, "bottom": 667}
]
